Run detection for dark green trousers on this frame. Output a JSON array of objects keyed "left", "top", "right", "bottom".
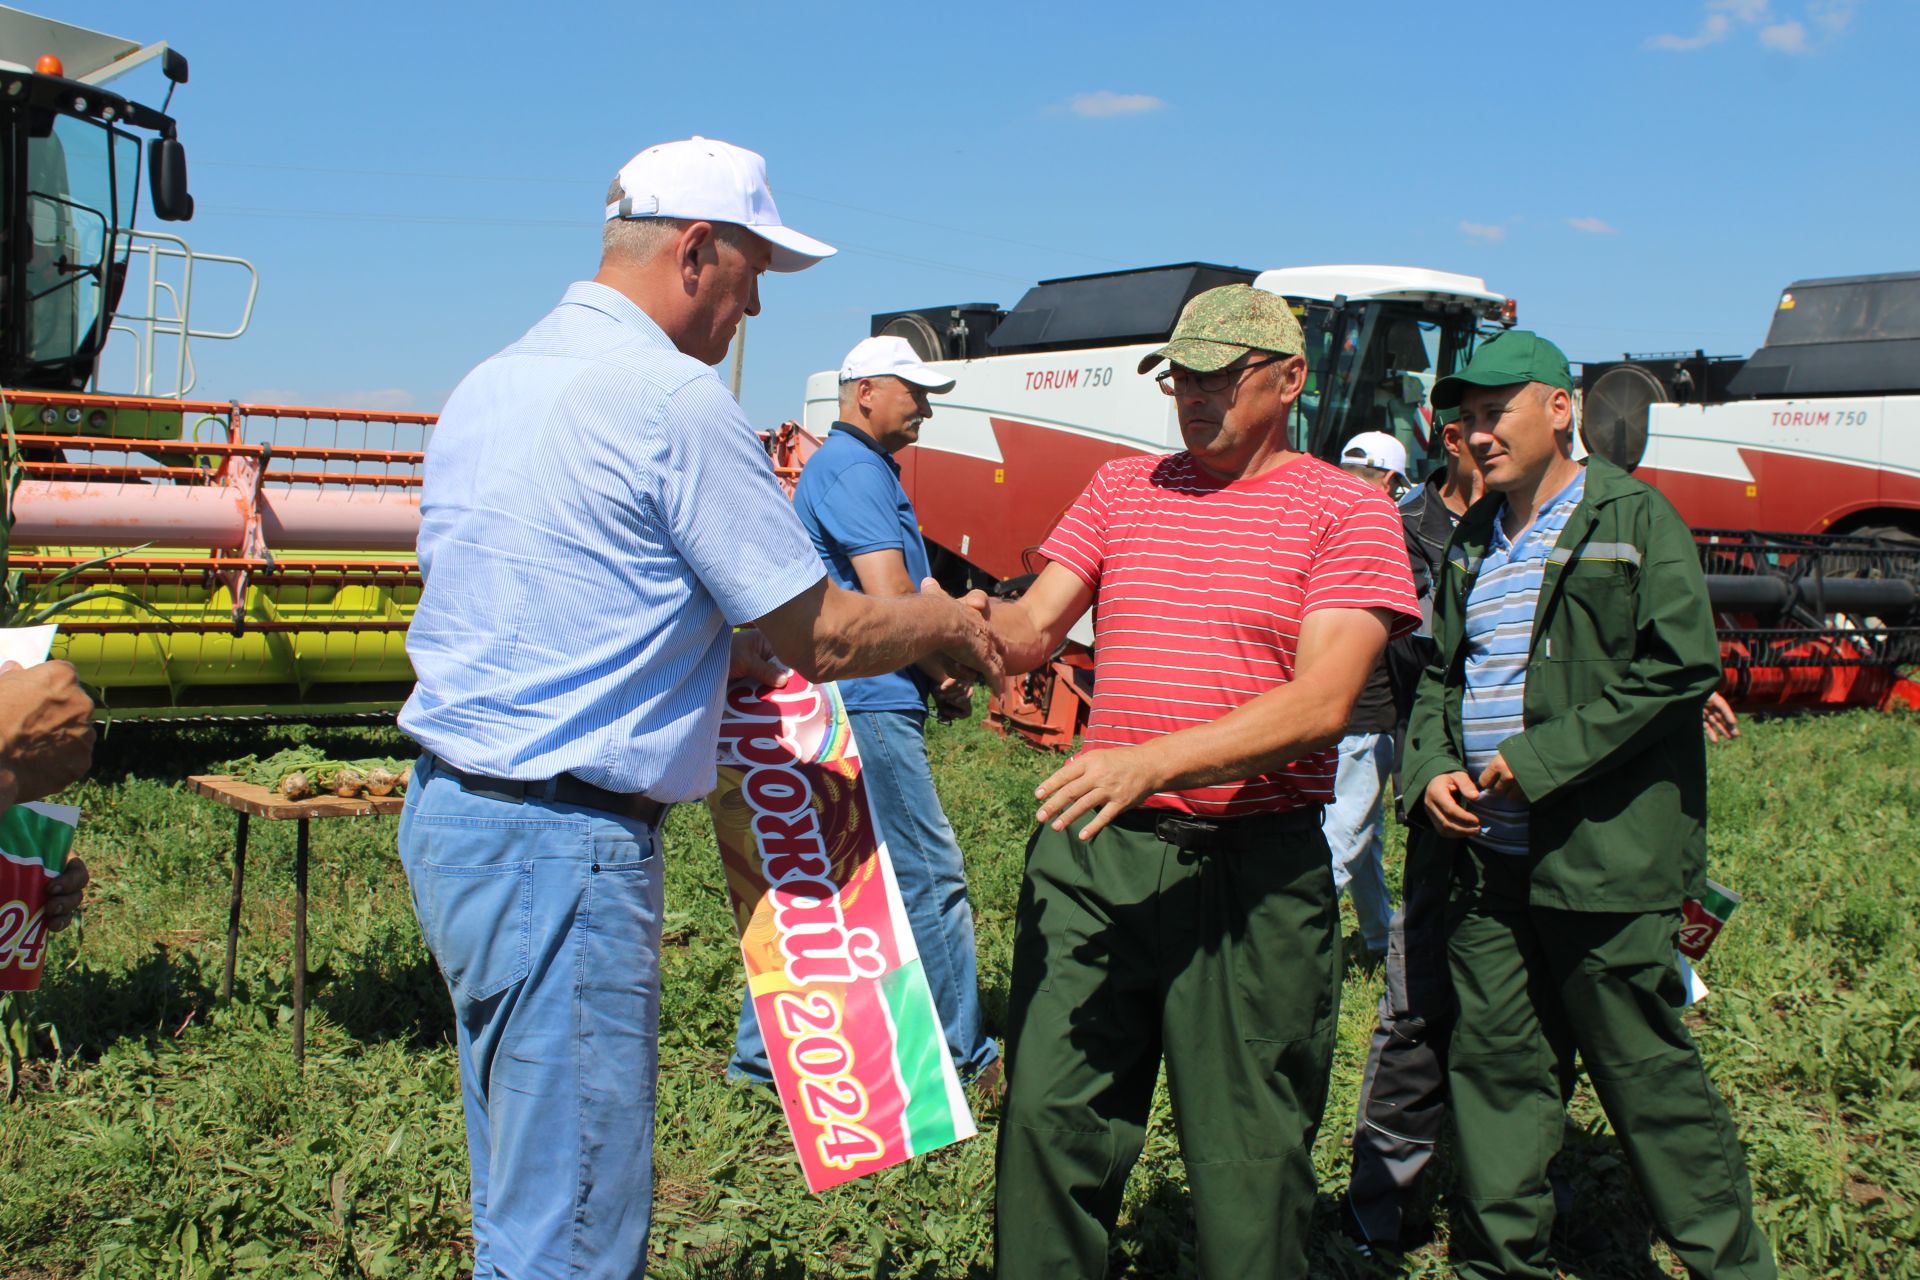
[
  {"left": 1446, "top": 846, "right": 1776, "bottom": 1279},
  {"left": 994, "top": 811, "right": 1341, "bottom": 1280}
]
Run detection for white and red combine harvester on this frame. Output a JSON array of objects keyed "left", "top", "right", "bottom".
[
  {"left": 1581, "top": 272, "right": 1920, "bottom": 711},
  {"left": 789, "top": 263, "right": 1918, "bottom": 742},
  {"left": 795, "top": 262, "right": 1511, "bottom": 744}
]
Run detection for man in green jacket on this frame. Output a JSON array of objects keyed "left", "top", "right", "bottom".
[{"left": 1401, "top": 330, "right": 1775, "bottom": 1278}]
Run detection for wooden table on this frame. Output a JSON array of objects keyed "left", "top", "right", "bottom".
[{"left": 188, "top": 775, "right": 405, "bottom": 1066}]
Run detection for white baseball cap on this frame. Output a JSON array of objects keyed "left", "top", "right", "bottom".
[
  {"left": 1342, "top": 430, "right": 1410, "bottom": 476},
  {"left": 604, "top": 136, "right": 836, "bottom": 273},
  {"left": 838, "top": 336, "right": 957, "bottom": 392}
]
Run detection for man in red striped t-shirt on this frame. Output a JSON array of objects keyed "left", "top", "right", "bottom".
[{"left": 973, "top": 285, "right": 1418, "bottom": 1279}]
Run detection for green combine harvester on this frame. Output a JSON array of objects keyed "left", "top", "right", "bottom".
[{"left": 0, "top": 8, "right": 427, "bottom": 718}]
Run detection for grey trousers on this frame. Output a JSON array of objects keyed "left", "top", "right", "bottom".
[{"left": 1346, "top": 830, "right": 1453, "bottom": 1243}]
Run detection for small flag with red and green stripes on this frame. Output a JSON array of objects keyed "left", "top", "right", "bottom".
[{"left": 0, "top": 802, "right": 80, "bottom": 991}]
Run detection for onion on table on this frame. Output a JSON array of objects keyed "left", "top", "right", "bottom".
[{"left": 221, "top": 747, "right": 414, "bottom": 802}]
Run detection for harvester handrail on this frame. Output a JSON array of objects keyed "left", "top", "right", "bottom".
[
  {"left": 8, "top": 553, "right": 421, "bottom": 573},
  {"left": 103, "top": 229, "right": 261, "bottom": 398},
  {"left": 118, "top": 231, "right": 261, "bottom": 342},
  {"left": 3, "top": 389, "right": 440, "bottom": 426},
  {"left": 8, "top": 433, "right": 427, "bottom": 465},
  {"left": 15, "top": 463, "right": 422, "bottom": 487},
  {"left": 53, "top": 620, "right": 413, "bottom": 634}
]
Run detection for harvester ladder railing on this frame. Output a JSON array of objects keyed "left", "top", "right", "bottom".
[{"left": 95, "top": 229, "right": 260, "bottom": 399}]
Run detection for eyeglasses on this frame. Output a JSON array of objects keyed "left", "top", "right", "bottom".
[{"left": 1154, "top": 353, "right": 1288, "bottom": 397}]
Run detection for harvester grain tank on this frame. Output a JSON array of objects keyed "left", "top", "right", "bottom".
[{"left": 0, "top": 9, "right": 430, "bottom": 717}]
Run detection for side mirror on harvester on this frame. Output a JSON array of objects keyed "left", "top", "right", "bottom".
[{"left": 150, "top": 137, "right": 193, "bottom": 221}]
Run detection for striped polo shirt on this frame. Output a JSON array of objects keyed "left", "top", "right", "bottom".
[
  {"left": 1041, "top": 452, "right": 1418, "bottom": 817},
  {"left": 1459, "top": 468, "right": 1587, "bottom": 854}
]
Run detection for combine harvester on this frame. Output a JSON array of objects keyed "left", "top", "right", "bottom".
[
  {"left": 0, "top": 9, "right": 430, "bottom": 719},
  {"left": 1581, "top": 272, "right": 1920, "bottom": 712},
  {"left": 793, "top": 263, "right": 1920, "bottom": 744}
]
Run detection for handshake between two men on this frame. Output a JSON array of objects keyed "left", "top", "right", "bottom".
[
  {"left": 727, "top": 573, "right": 1005, "bottom": 701},
  {"left": 727, "top": 568, "right": 1216, "bottom": 848}
]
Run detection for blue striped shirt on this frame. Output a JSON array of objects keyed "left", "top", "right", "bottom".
[
  {"left": 1460, "top": 469, "right": 1587, "bottom": 854},
  {"left": 399, "top": 282, "right": 826, "bottom": 800}
]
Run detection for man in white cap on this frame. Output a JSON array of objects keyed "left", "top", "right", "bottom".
[
  {"left": 1329, "top": 428, "right": 1416, "bottom": 958},
  {"left": 398, "top": 138, "right": 1000, "bottom": 1278},
  {"left": 727, "top": 335, "right": 1002, "bottom": 1092},
  {"left": 1342, "top": 429, "right": 1411, "bottom": 500}
]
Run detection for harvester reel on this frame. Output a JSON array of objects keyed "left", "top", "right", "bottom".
[{"left": 1581, "top": 364, "right": 1667, "bottom": 472}]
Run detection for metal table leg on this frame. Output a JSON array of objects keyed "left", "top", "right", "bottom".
[
  {"left": 293, "top": 818, "right": 309, "bottom": 1068},
  {"left": 221, "top": 813, "right": 249, "bottom": 1002}
]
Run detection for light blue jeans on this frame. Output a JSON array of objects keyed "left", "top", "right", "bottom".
[
  {"left": 1327, "top": 730, "right": 1395, "bottom": 953},
  {"left": 398, "top": 754, "right": 665, "bottom": 1279},
  {"left": 729, "top": 708, "right": 999, "bottom": 1083}
]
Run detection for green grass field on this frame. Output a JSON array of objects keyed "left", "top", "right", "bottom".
[{"left": 2, "top": 707, "right": 1916, "bottom": 1278}]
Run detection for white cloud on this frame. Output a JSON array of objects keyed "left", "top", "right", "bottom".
[
  {"left": 1649, "top": 1, "right": 1851, "bottom": 53},
  {"left": 1811, "top": 0, "right": 1858, "bottom": 36},
  {"left": 333, "top": 388, "right": 418, "bottom": 412},
  {"left": 1459, "top": 221, "right": 1506, "bottom": 243},
  {"left": 1759, "top": 19, "right": 1809, "bottom": 48},
  {"left": 1567, "top": 216, "right": 1619, "bottom": 235},
  {"left": 1648, "top": 11, "right": 1733, "bottom": 49},
  {"left": 1066, "top": 90, "right": 1165, "bottom": 119}
]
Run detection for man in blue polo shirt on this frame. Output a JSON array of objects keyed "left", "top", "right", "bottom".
[{"left": 728, "top": 335, "right": 1000, "bottom": 1090}]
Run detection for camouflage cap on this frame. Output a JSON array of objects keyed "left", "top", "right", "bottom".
[{"left": 1137, "top": 284, "right": 1307, "bottom": 375}]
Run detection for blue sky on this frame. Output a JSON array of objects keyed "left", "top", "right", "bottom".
[{"left": 59, "top": 0, "right": 1917, "bottom": 428}]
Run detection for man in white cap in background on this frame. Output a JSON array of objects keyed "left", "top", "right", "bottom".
[
  {"left": 399, "top": 138, "right": 1000, "bottom": 1278},
  {"left": 1342, "top": 428, "right": 1410, "bottom": 501},
  {"left": 728, "top": 335, "right": 1002, "bottom": 1092},
  {"left": 1329, "top": 429, "right": 1413, "bottom": 958}
]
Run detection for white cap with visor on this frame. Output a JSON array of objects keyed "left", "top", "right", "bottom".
[
  {"left": 605, "top": 136, "right": 836, "bottom": 273},
  {"left": 838, "top": 336, "right": 957, "bottom": 393},
  {"left": 1342, "top": 430, "right": 1410, "bottom": 476}
]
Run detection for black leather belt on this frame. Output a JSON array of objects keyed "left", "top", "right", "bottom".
[
  {"left": 426, "top": 754, "right": 668, "bottom": 827},
  {"left": 1113, "top": 804, "right": 1325, "bottom": 852}
]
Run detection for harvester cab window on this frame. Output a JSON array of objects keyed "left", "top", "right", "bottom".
[
  {"left": 1297, "top": 303, "right": 1474, "bottom": 487},
  {"left": 1307, "top": 304, "right": 1452, "bottom": 485},
  {"left": 20, "top": 113, "right": 134, "bottom": 371},
  {"left": 1371, "top": 318, "right": 1439, "bottom": 466},
  {"left": 1290, "top": 303, "right": 1338, "bottom": 452}
]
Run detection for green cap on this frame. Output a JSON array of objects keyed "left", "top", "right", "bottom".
[
  {"left": 1137, "top": 284, "right": 1306, "bottom": 375},
  {"left": 1429, "top": 330, "right": 1573, "bottom": 410}
]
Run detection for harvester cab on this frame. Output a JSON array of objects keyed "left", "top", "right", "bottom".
[
  {"left": 1252, "top": 265, "right": 1511, "bottom": 485},
  {"left": 0, "top": 6, "right": 193, "bottom": 394}
]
